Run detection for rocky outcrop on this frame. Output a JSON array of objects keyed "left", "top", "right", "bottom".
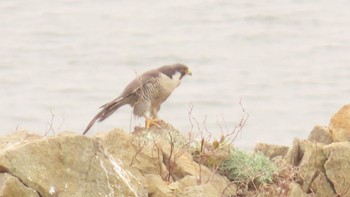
[
  {"left": 284, "top": 139, "right": 330, "bottom": 194},
  {"left": 0, "top": 123, "right": 235, "bottom": 197},
  {"left": 283, "top": 104, "right": 350, "bottom": 196},
  {"left": 253, "top": 104, "right": 350, "bottom": 197},
  {"left": 307, "top": 125, "right": 333, "bottom": 144},
  {"left": 0, "top": 131, "right": 146, "bottom": 197},
  {"left": 329, "top": 103, "right": 350, "bottom": 142},
  {"left": 2, "top": 103, "right": 350, "bottom": 197},
  {"left": 281, "top": 136, "right": 350, "bottom": 196},
  {"left": 254, "top": 143, "right": 288, "bottom": 160},
  {"left": 323, "top": 142, "right": 350, "bottom": 195},
  {"left": 287, "top": 183, "right": 307, "bottom": 197},
  {"left": 0, "top": 173, "right": 39, "bottom": 197}
]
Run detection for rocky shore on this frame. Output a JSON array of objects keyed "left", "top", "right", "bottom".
[{"left": 0, "top": 104, "right": 350, "bottom": 197}]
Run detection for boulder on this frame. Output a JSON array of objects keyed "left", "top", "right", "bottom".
[
  {"left": 96, "top": 128, "right": 167, "bottom": 177},
  {"left": 177, "top": 175, "right": 236, "bottom": 197},
  {"left": 145, "top": 174, "right": 173, "bottom": 197},
  {"left": 284, "top": 138, "right": 302, "bottom": 166},
  {"left": 323, "top": 142, "right": 350, "bottom": 196},
  {"left": 329, "top": 104, "right": 350, "bottom": 142},
  {"left": 287, "top": 182, "right": 306, "bottom": 197},
  {"left": 284, "top": 139, "right": 326, "bottom": 192},
  {"left": 0, "top": 125, "right": 237, "bottom": 197},
  {"left": 179, "top": 182, "right": 222, "bottom": 197},
  {"left": 0, "top": 130, "right": 41, "bottom": 150},
  {"left": 137, "top": 126, "right": 235, "bottom": 196},
  {"left": 254, "top": 143, "right": 289, "bottom": 159},
  {"left": 307, "top": 125, "right": 333, "bottom": 144},
  {"left": 0, "top": 131, "right": 147, "bottom": 197},
  {"left": 133, "top": 121, "right": 188, "bottom": 148},
  {"left": 310, "top": 172, "right": 335, "bottom": 197},
  {"left": 130, "top": 124, "right": 237, "bottom": 196},
  {"left": 0, "top": 173, "right": 39, "bottom": 197},
  {"left": 133, "top": 122, "right": 235, "bottom": 196}
]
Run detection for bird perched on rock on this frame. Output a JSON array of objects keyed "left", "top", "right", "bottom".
[{"left": 83, "top": 63, "right": 192, "bottom": 135}]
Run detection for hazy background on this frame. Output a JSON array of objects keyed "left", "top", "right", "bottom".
[{"left": 1, "top": 0, "right": 350, "bottom": 149}]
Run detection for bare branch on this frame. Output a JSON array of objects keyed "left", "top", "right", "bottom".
[
  {"left": 130, "top": 141, "right": 145, "bottom": 167},
  {"left": 45, "top": 110, "right": 55, "bottom": 136}
]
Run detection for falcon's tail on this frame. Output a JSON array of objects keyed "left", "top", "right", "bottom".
[{"left": 83, "top": 97, "right": 127, "bottom": 135}]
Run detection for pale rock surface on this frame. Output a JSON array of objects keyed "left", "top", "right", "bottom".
[
  {"left": 0, "top": 130, "right": 41, "bottom": 150},
  {"left": 329, "top": 103, "right": 350, "bottom": 142},
  {"left": 323, "top": 142, "right": 350, "bottom": 195},
  {"left": 284, "top": 139, "right": 327, "bottom": 192},
  {"left": 0, "top": 173, "right": 39, "bottom": 197},
  {"left": 132, "top": 123, "right": 236, "bottom": 197},
  {"left": 254, "top": 143, "right": 289, "bottom": 159},
  {"left": 96, "top": 128, "right": 167, "bottom": 177},
  {"left": 0, "top": 131, "right": 147, "bottom": 197},
  {"left": 307, "top": 125, "right": 333, "bottom": 144},
  {"left": 310, "top": 172, "right": 336, "bottom": 197},
  {"left": 145, "top": 174, "right": 173, "bottom": 197},
  {"left": 287, "top": 182, "right": 306, "bottom": 197},
  {"left": 0, "top": 124, "right": 236, "bottom": 197},
  {"left": 179, "top": 182, "right": 221, "bottom": 197}
]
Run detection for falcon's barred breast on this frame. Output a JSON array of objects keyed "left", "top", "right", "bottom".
[{"left": 83, "top": 63, "right": 192, "bottom": 135}]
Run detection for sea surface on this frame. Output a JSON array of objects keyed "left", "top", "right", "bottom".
[{"left": 1, "top": 0, "right": 350, "bottom": 149}]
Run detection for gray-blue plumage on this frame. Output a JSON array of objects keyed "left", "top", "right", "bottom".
[{"left": 83, "top": 63, "right": 191, "bottom": 134}]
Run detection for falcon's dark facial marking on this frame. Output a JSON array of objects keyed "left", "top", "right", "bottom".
[
  {"left": 177, "top": 65, "right": 192, "bottom": 79},
  {"left": 158, "top": 66, "right": 177, "bottom": 78},
  {"left": 159, "top": 64, "right": 191, "bottom": 79}
]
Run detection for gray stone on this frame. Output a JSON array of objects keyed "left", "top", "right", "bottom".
[
  {"left": 329, "top": 103, "right": 350, "bottom": 142},
  {"left": 288, "top": 182, "right": 306, "bottom": 197},
  {"left": 255, "top": 143, "right": 289, "bottom": 159},
  {"left": 0, "top": 173, "right": 39, "bottom": 197},
  {"left": 308, "top": 125, "right": 333, "bottom": 144},
  {"left": 0, "top": 132, "right": 147, "bottom": 197},
  {"left": 310, "top": 172, "right": 335, "bottom": 197},
  {"left": 0, "top": 125, "right": 237, "bottom": 197},
  {"left": 323, "top": 142, "right": 350, "bottom": 196},
  {"left": 284, "top": 139, "right": 326, "bottom": 192}
]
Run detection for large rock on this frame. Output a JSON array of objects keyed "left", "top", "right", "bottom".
[
  {"left": 0, "top": 130, "right": 41, "bottom": 150},
  {"left": 323, "top": 142, "right": 350, "bottom": 195},
  {"left": 179, "top": 182, "right": 223, "bottom": 197},
  {"left": 144, "top": 174, "right": 173, "bottom": 197},
  {"left": 287, "top": 182, "right": 306, "bottom": 197},
  {"left": 140, "top": 124, "right": 235, "bottom": 196},
  {"left": 310, "top": 172, "right": 335, "bottom": 197},
  {"left": 284, "top": 139, "right": 327, "bottom": 192},
  {"left": 96, "top": 128, "right": 167, "bottom": 177},
  {"left": 329, "top": 104, "right": 350, "bottom": 142},
  {"left": 254, "top": 143, "right": 289, "bottom": 159},
  {"left": 0, "top": 131, "right": 147, "bottom": 197},
  {"left": 0, "top": 125, "right": 236, "bottom": 197},
  {"left": 307, "top": 125, "right": 333, "bottom": 144},
  {"left": 131, "top": 124, "right": 236, "bottom": 196},
  {"left": 0, "top": 173, "right": 39, "bottom": 197}
]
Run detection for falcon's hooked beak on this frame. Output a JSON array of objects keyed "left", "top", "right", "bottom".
[{"left": 186, "top": 68, "right": 192, "bottom": 76}]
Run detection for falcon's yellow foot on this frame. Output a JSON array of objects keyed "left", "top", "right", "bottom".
[{"left": 145, "top": 118, "right": 161, "bottom": 129}]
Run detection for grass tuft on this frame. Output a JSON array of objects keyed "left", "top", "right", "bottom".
[{"left": 219, "top": 149, "right": 277, "bottom": 184}]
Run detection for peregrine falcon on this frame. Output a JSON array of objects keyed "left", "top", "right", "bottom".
[{"left": 83, "top": 63, "right": 192, "bottom": 135}]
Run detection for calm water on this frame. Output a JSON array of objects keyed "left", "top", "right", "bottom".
[{"left": 1, "top": 0, "right": 350, "bottom": 149}]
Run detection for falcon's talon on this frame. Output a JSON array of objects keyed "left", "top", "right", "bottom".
[
  {"left": 83, "top": 64, "right": 191, "bottom": 135},
  {"left": 145, "top": 118, "right": 161, "bottom": 129}
]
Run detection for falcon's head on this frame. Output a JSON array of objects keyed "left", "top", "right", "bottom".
[
  {"left": 174, "top": 64, "right": 192, "bottom": 79},
  {"left": 159, "top": 63, "right": 192, "bottom": 80}
]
